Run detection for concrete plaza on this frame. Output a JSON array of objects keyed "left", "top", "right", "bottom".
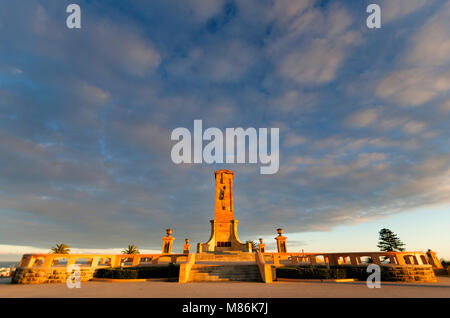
[{"left": 1, "top": 277, "right": 449, "bottom": 298}]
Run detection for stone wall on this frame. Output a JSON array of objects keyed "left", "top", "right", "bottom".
[
  {"left": 381, "top": 265, "right": 437, "bottom": 282},
  {"left": 357, "top": 265, "right": 437, "bottom": 282},
  {"left": 276, "top": 264, "right": 437, "bottom": 283},
  {"left": 12, "top": 268, "right": 95, "bottom": 284}
]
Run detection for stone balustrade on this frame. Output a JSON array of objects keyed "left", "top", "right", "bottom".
[
  {"left": 13, "top": 253, "right": 189, "bottom": 284},
  {"left": 263, "top": 251, "right": 443, "bottom": 268},
  {"left": 255, "top": 252, "right": 273, "bottom": 283},
  {"left": 12, "top": 250, "right": 443, "bottom": 284},
  {"left": 17, "top": 253, "right": 188, "bottom": 269}
]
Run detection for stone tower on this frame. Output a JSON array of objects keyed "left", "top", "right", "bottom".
[{"left": 198, "top": 170, "right": 251, "bottom": 253}]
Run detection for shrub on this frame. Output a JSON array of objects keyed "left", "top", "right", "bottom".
[
  {"left": 95, "top": 268, "right": 138, "bottom": 279},
  {"left": 95, "top": 264, "right": 180, "bottom": 280},
  {"left": 275, "top": 265, "right": 436, "bottom": 282},
  {"left": 277, "top": 266, "right": 347, "bottom": 279},
  {"left": 135, "top": 264, "right": 180, "bottom": 279}
]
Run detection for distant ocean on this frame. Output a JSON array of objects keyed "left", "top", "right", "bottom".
[{"left": 0, "top": 261, "right": 19, "bottom": 268}]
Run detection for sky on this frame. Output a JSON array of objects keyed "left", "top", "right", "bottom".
[{"left": 0, "top": 0, "right": 449, "bottom": 261}]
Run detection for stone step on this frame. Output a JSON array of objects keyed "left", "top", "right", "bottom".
[
  {"left": 188, "top": 264, "right": 262, "bottom": 282},
  {"left": 195, "top": 253, "right": 256, "bottom": 262},
  {"left": 190, "top": 272, "right": 261, "bottom": 278}
]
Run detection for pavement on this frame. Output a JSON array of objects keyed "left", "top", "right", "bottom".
[{"left": 0, "top": 276, "right": 449, "bottom": 298}]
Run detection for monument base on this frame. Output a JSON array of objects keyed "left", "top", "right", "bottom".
[{"left": 197, "top": 219, "right": 252, "bottom": 253}]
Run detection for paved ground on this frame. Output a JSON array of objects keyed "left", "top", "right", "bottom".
[{"left": 1, "top": 277, "right": 449, "bottom": 298}]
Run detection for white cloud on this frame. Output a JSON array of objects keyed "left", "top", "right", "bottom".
[
  {"left": 168, "top": 40, "right": 256, "bottom": 82},
  {"left": 406, "top": 2, "right": 450, "bottom": 67},
  {"left": 272, "top": 90, "right": 316, "bottom": 112},
  {"left": 0, "top": 244, "right": 160, "bottom": 256},
  {"left": 280, "top": 31, "right": 359, "bottom": 84},
  {"left": 81, "top": 84, "right": 110, "bottom": 105},
  {"left": 378, "top": 116, "right": 408, "bottom": 130},
  {"left": 354, "top": 153, "right": 387, "bottom": 169},
  {"left": 403, "top": 121, "right": 426, "bottom": 135},
  {"left": 187, "top": 0, "right": 225, "bottom": 22},
  {"left": 268, "top": 0, "right": 313, "bottom": 23},
  {"left": 284, "top": 133, "right": 307, "bottom": 147},
  {"left": 269, "top": 3, "right": 360, "bottom": 84},
  {"left": 376, "top": 3, "right": 450, "bottom": 107},
  {"left": 376, "top": 68, "right": 450, "bottom": 106},
  {"left": 381, "top": 0, "right": 429, "bottom": 23},
  {"left": 346, "top": 109, "right": 379, "bottom": 127},
  {"left": 93, "top": 22, "right": 161, "bottom": 76},
  {"left": 440, "top": 99, "right": 450, "bottom": 112}
]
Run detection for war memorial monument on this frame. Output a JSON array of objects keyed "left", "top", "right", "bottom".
[{"left": 10, "top": 169, "right": 444, "bottom": 285}]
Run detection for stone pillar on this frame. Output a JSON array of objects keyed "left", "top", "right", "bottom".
[
  {"left": 183, "top": 238, "right": 191, "bottom": 254},
  {"left": 371, "top": 254, "right": 381, "bottom": 265},
  {"left": 426, "top": 250, "right": 444, "bottom": 269},
  {"left": 273, "top": 254, "right": 280, "bottom": 266},
  {"left": 42, "top": 256, "right": 53, "bottom": 268},
  {"left": 197, "top": 243, "right": 203, "bottom": 253},
  {"left": 395, "top": 253, "right": 406, "bottom": 265},
  {"left": 258, "top": 238, "right": 266, "bottom": 253},
  {"left": 350, "top": 255, "right": 359, "bottom": 265},
  {"left": 131, "top": 255, "right": 140, "bottom": 266},
  {"left": 274, "top": 228, "right": 288, "bottom": 253},
  {"left": 328, "top": 254, "right": 339, "bottom": 266},
  {"left": 162, "top": 228, "right": 175, "bottom": 254},
  {"left": 91, "top": 257, "right": 100, "bottom": 268},
  {"left": 388, "top": 255, "right": 397, "bottom": 265}
]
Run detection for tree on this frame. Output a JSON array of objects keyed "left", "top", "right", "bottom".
[
  {"left": 122, "top": 244, "right": 140, "bottom": 255},
  {"left": 50, "top": 243, "right": 70, "bottom": 254},
  {"left": 377, "top": 228, "right": 405, "bottom": 252}
]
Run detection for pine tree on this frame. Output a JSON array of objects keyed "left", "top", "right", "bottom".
[{"left": 377, "top": 228, "right": 405, "bottom": 252}]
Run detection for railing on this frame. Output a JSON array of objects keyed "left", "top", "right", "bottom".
[
  {"left": 263, "top": 251, "right": 443, "bottom": 268},
  {"left": 255, "top": 252, "right": 273, "bottom": 283},
  {"left": 15, "top": 250, "right": 443, "bottom": 281},
  {"left": 17, "top": 253, "right": 189, "bottom": 270},
  {"left": 179, "top": 253, "right": 196, "bottom": 283}
]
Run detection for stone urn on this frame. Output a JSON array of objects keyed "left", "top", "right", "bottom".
[
  {"left": 166, "top": 228, "right": 173, "bottom": 236},
  {"left": 276, "top": 228, "right": 283, "bottom": 236}
]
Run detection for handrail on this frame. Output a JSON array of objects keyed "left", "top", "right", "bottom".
[
  {"left": 179, "top": 253, "right": 196, "bottom": 283},
  {"left": 16, "top": 253, "right": 189, "bottom": 270},
  {"left": 255, "top": 252, "right": 273, "bottom": 283},
  {"left": 15, "top": 250, "right": 443, "bottom": 271},
  {"left": 261, "top": 251, "right": 442, "bottom": 268}
]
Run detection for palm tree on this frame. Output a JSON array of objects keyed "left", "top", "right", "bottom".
[
  {"left": 50, "top": 243, "right": 70, "bottom": 254},
  {"left": 122, "top": 244, "right": 140, "bottom": 255}
]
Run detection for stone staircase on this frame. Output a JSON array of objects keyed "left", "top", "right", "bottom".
[
  {"left": 195, "top": 252, "right": 256, "bottom": 263},
  {"left": 188, "top": 264, "right": 262, "bottom": 282}
]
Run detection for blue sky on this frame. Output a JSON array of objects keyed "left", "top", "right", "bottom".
[{"left": 0, "top": 0, "right": 449, "bottom": 261}]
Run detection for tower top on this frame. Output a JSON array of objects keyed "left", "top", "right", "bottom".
[
  {"left": 214, "top": 170, "right": 234, "bottom": 222},
  {"left": 214, "top": 169, "right": 234, "bottom": 178}
]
